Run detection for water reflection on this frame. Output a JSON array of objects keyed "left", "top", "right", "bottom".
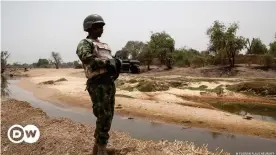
[
  {"left": 1, "top": 75, "right": 10, "bottom": 97},
  {"left": 209, "top": 102, "right": 276, "bottom": 123},
  {"left": 226, "top": 134, "right": 236, "bottom": 140},
  {"left": 211, "top": 132, "right": 222, "bottom": 139},
  {"left": 5, "top": 79, "right": 276, "bottom": 154}
]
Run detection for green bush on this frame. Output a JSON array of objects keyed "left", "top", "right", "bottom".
[
  {"left": 262, "top": 53, "right": 274, "bottom": 67},
  {"left": 173, "top": 49, "right": 208, "bottom": 67},
  {"left": 227, "top": 81, "right": 276, "bottom": 96}
]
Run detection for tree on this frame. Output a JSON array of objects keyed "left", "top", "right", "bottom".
[
  {"left": 246, "top": 38, "right": 268, "bottom": 55},
  {"left": 148, "top": 31, "right": 175, "bottom": 69},
  {"left": 172, "top": 47, "right": 209, "bottom": 67},
  {"left": 123, "top": 41, "right": 145, "bottom": 60},
  {"left": 115, "top": 49, "right": 130, "bottom": 59},
  {"left": 13, "top": 62, "right": 21, "bottom": 67},
  {"left": 37, "top": 59, "right": 49, "bottom": 67},
  {"left": 138, "top": 44, "right": 154, "bottom": 70},
  {"left": 172, "top": 48, "right": 191, "bottom": 67},
  {"left": 207, "top": 21, "right": 246, "bottom": 67},
  {"left": 50, "top": 51, "right": 62, "bottom": 69},
  {"left": 1, "top": 51, "right": 10, "bottom": 73},
  {"left": 269, "top": 41, "right": 276, "bottom": 57},
  {"left": 268, "top": 34, "right": 276, "bottom": 57},
  {"left": 73, "top": 60, "right": 83, "bottom": 69},
  {"left": 245, "top": 38, "right": 254, "bottom": 54}
]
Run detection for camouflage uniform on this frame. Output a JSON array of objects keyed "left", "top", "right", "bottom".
[{"left": 76, "top": 38, "right": 117, "bottom": 145}]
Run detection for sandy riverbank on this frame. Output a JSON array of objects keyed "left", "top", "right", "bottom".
[
  {"left": 11, "top": 68, "right": 276, "bottom": 139},
  {"left": 2, "top": 99, "right": 227, "bottom": 155}
]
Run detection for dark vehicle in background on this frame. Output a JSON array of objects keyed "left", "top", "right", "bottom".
[{"left": 119, "top": 59, "right": 141, "bottom": 74}]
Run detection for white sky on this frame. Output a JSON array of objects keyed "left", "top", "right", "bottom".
[{"left": 1, "top": 1, "right": 276, "bottom": 64}]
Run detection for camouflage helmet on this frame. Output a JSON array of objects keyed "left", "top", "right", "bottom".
[{"left": 83, "top": 14, "right": 105, "bottom": 32}]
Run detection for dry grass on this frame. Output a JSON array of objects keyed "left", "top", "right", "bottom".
[
  {"left": 38, "top": 78, "right": 68, "bottom": 85},
  {"left": 136, "top": 80, "right": 170, "bottom": 92},
  {"left": 1, "top": 99, "right": 229, "bottom": 155},
  {"left": 55, "top": 78, "right": 68, "bottom": 82},
  {"left": 227, "top": 81, "right": 276, "bottom": 96},
  {"left": 39, "top": 80, "right": 55, "bottom": 85}
]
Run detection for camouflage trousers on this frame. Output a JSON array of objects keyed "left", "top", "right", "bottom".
[{"left": 87, "top": 81, "right": 116, "bottom": 145}]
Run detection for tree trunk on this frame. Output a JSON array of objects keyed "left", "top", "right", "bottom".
[
  {"left": 55, "top": 63, "right": 59, "bottom": 69},
  {"left": 226, "top": 49, "right": 234, "bottom": 67},
  {"left": 231, "top": 51, "right": 235, "bottom": 67},
  {"left": 166, "top": 57, "right": 172, "bottom": 69},
  {"left": 227, "top": 54, "right": 232, "bottom": 67}
]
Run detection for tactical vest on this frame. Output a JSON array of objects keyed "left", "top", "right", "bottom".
[{"left": 82, "top": 38, "right": 113, "bottom": 79}]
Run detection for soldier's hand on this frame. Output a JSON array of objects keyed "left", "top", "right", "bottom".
[{"left": 90, "top": 58, "right": 106, "bottom": 70}]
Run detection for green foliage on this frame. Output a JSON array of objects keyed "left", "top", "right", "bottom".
[
  {"left": 172, "top": 48, "right": 211, "bottom": 67},
  {"left": 148, "top": 31, "right": 175, "bottom": 69},
  {"left": 123, "top": 41, "right": 145, "bottom": 60},
  {"left": 136, "top": 80, "right": 170, "bottom": 92},
  {"left": 36, "top": 59, "right": 49, "bottom": 68},
  {"left": 269, "top": 41, "right": 276, "bottom": 57},
  {"left": 187, "top": 85, "right": 208, "bottom": 91},
  {"left": 262, "top": 53, "right": 274, "bottom": 67},
  {"left": 1, "top": 51, "right": 10, "bottom": 73},
  {"left": 172, "top": 49, "right": 191, "bottom": 67},
  {"left": 209, "top": 85, "right": 224, "bottom": 95},
  {"left": 73, "top": 60, "right": 82, "bottom": 69},
  {"left": 246, "top": 38, "right": 268, "bottom": 55},
  {"left": 190, "top": 55, "right": 207, "bottom": 68},
  {"left": 227, "top": 81, "right": 276, "bottom": 96},
  {"left": 115, "top": 49, "right": 130, "bottom": 59},
  {"left": 207, "top": 21, "right": 246, "bottom": 67},
  {"left": 137, "top": 44, "right": 154, "bottom": 70},
  {"left": 117, "top": 22, "right": 275, "bottom": 69}
]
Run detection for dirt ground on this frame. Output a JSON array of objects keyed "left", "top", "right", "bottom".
[
  {"left": 2, "top": 99, "right": 228, "bottom": 155},
  {"left": 6, "top": 67, "right": 276, "bottom": 139}
]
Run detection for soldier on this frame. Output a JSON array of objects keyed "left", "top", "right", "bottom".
[{"left": 76, "top": 14, "right": 121, "bottom": 155}]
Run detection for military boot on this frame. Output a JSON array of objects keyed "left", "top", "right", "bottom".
[{"left": 97, "top": 144, "right": 108, "bottom": 155}]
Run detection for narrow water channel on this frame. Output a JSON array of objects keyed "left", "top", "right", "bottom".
[
  {"left": 3, "top": 78, "right": 276, "bottom": 154},
  {"left": 208, "top": 102, "right": 276, "bottom": 123}
]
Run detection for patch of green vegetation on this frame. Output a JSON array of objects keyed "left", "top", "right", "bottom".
[
  {"left": 209, "top": 85, "right": 224, "bottom": 95},
  {"left": 55, "top": 78, "right": 67, "bottom": 82},
  {"left": 136, "top": 80, "right": 170, "bottom": 92},
  {"left": 39, "top": 80, "right": 55, "bottom": 85},
  {"left": 251, "top": 78, "right": 276, "bottom": 82},
  {"left": 168, "top": 81, "right": 187, "bottom": 88},
  {"left": 183, "top": 84, "right": 225, "bottom": 95},
  {"left": 227, "top": 81, "right": 276, "bottom": 96},
  {"left": 128, "top": 79, "right": 138, "bottom": 83},
  {"left": 190, "top": 78, "right": 220, "bottom": 83},
  {"left": 199, "top": 85, "right": 208, "bottom": 89},
  {"left": 207, "top": 101, "right": 276, "bottom": 121},
  {"left": 186, "top": 85, "right": 208, "bottom": 91},
  {"left": 173, "top": 77, "right": 227, "bottom": 83}
]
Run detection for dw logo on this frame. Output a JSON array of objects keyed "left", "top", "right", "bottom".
[{"left": 7, "top": 124, "right": 40, "bottom": 143}]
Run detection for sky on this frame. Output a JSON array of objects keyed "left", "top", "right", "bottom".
[{"left": 1, "top": 1, "right": 276, "bottom": 64}]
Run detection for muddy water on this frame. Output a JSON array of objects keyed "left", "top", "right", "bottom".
[
  {"left": 208, "top": 102, "right": 276, "bottom": 123},
  {"left": 5, "top": 79, "right": 276, "bottom": 154}
]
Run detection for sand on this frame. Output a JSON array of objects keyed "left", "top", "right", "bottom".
[
  {"left": 2, "top": 99, "right": 228, "bottom": 155},
  {"left": 12, "top": 68, "right": 276, "bottom": 139}
]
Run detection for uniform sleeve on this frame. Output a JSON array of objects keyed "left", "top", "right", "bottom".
[{"left": 76, "top": 39, "right": 94, "bottom": 64}]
